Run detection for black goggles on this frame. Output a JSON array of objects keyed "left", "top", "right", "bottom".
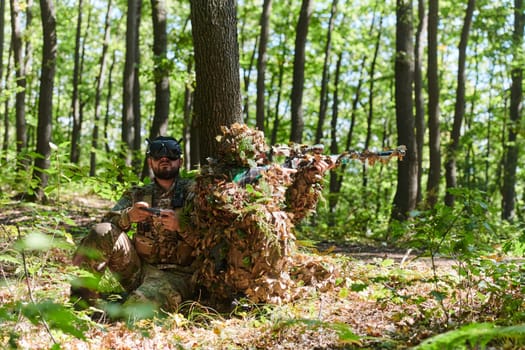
[{"left": 147, "top": 139, "right": 182, "bottom": 160}]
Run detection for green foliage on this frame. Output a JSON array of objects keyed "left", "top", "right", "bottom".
[
  {"left": 85, "top": 151, "right": 143, "bottom": 201},
  {"left": 0, "top": 300, "right": 90, "bottom": 342},
  {"left": 414, "top": 323, "right": 525, "bottom": 350}
]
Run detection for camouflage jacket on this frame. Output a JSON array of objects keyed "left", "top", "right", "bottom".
[{"left": 103, "top": 178, "right": 195, "bottom": 266}]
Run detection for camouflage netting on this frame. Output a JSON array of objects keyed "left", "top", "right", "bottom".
[{"left": 184, "top": 123, "right": 338, "bottom": 305}]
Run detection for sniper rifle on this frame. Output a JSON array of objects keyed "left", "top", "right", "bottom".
[{"left": 271, "top": 143, "right": 407, "bottom": 170}]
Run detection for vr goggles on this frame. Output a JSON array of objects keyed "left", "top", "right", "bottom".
[{"left": 147, "top": 137, "right": 182, "bottom": 160}]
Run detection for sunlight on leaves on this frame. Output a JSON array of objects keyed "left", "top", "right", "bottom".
[{"left": 14, "top": 232, "right": 53, "bottom": 251}]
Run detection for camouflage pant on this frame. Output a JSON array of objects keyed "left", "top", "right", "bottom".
[{"left": 72, "top": 222, "right": 194, "bottom": 313}]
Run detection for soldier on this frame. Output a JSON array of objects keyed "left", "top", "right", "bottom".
[{"left": 70, "top": 136, "right": 196, "bottom": 319}]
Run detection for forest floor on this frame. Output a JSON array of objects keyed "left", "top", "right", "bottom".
[{"left": 0, "top": 191, "right": 523, "bottom": 349}]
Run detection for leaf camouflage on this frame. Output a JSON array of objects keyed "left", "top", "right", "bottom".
[{"left": 185, "top": 123, "right": 339, "bottom": 305}]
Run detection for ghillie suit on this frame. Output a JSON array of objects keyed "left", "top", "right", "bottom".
[{"left": 184, "top": 123, "right": 338, "bottom": 305}]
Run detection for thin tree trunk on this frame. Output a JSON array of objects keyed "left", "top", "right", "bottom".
[
  {"left": 142, "top": 0, "right": 170, "bottom": 179},
  {"left": 32, "top": 0, "right": 57, "bottom": 202},
  {"left": 70, "top": 0, "right": 83, "bottom": 164},
  {"left": 363, "top": 15, "right": 383, "bottom": 189},
  {"left": 290, "top": 0, "right": 313, "bottom": 143},
  {"left": 10, "top": 0, "right": 27, "bottom": 166},
  {"left": 104, "top": 51, "right": 116, "bottom": 154},
  {"left": 414, "top": 0, "right": 427, "bottom": 204},
  {"left": 90, "top": 0, "right": 112, "bottom": 177},
  {"left": 444, "top": 0, "right": 475, "bottom": 207},
  {"left": 270, "top": 41, "right": 286, "bottom": 147},
  {"left": 328, "top": 52, "right": 342, "bottom": 226},
  {"left": 391, "top": 0, "right": 418, "bottom": 222},
  {"left": 314, "top": 0, "right": 337, "bottom": 144},
  {"left": 501, "top": 0, "right": 524, "bottom": 221},
  {"left": 132, "top": 0, "right": 142, "bottom": 173},
  {"left": 256, "top": 0, "right": 271, "bottom": 133},
  {"left": 426, "top": 0, "right": 440, "bottom": 208}
]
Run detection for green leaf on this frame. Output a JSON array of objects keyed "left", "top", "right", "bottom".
[{"left": 14, "top": 232, "right": 53, "bottom": 251}]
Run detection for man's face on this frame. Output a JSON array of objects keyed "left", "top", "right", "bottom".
[{"left": 148, "top": 157, "right": 181, "bottom": 179}]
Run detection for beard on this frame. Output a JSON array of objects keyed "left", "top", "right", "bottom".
[{"left": 153, "top": 166, "right": 179, "bottom": 180}]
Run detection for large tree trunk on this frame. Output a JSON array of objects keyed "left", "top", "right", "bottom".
[
  {"left": 391, "top": 0, "right": 418, "bottom": 221},
  {"left": 426, "top": 0, "right": 441, "bottom": 208},
  {"left": 290, "top": 0, "right": 313, "bottom": 143},
  {"left": 32, "top": 0, "right": 56, "bottom": 202},
  {"left": 190, "top": 0, "right": 242, "bottom": 164},
  {"left": 444, "top": 0, "right": 475, "bottom": 207},
  {"left": 255, "top": 0, "right": 272, "bottom": 133},
  {"left": 314, "top": 0, "right": 337, "bottom": 144},
  {"left": 122, "top": 0, "right": 141, "bottom": 166},
  {"left": 501, "top": 0, "right": 524, "bottom": 221},
  {"left": 90, "top": 0, "right": 112, "bottom": 177}
]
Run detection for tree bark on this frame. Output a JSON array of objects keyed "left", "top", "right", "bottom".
[
  {"left": 363, "top": 15, "right": 383, "bottom": 189},
  {"left": 90, "top": 0, "right": 112, "bottom": 177},
  {"left": 255, "top": 0, "right": 272, "bottom": 133},
  {"left": 10, "top": 0, "right": 27, "bottom": 164},
  {"left": 32, "top": 0, "right": 57, "bottom": 202},
  {"left": 444, "top": 0, "right": 475, "bottom": 207},
  {"left": 290, "top": 0, "right": 313, "bottom": 143},
  {"left": 69, "top": 0, "right": 83, "bottom": 164},
  {"left": 190, "top": 0, "right": 243, "bottom": 164},
  {"left": 501, "top": 0, "right": 524, "bottom": 221},
  {"left": 141, "top": 0, "right": 170, "bottom": 179},
  {"left": 426, "top": 0, "right": 441, "bottom": 208},
  {"left": 122, "top": 0, "right": 141, "bottom": 166},
  {"left": 391, "top": 0, "right": 418, "bottom": 221},
  {"left": 414, "top": 0, "right": 427, "bottom": 204},
  {"left": 314, "top": 0, "right": 337, "bottom": 144}
]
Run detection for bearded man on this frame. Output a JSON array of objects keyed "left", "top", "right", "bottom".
[{"left": 70, "top": 136, "right": 196, "bottom": 319}]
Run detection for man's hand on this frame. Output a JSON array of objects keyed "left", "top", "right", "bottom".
[
  {"left": 155, "top": 209, "right": 180, "bottom": 232},
  {"left": 128, "top": 201, "right": 155, "bottom": 223}
]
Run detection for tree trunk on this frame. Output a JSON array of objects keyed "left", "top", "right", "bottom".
[
  {"left": 414, "top": 0, "right": 426, "bottom": 204},
  {"left": 70, "top": 0, "right": 83, "bottom": 164},
  {"left": 269, "top": 39, "right": 286, "bottom": 147},
  {"left": 150, "top": 0, "right": 170, "bottom": 135},
  {"left": 391, "top": 0, "right": 418, "bottom": 221},
  {"left": 328, "top": 52, "right": 342, "bottom": 226},
  {"left": 0, "top": 0, "right": 6, "bottom": 162},
  {"left": 10, "top": 0, "right": 27, "bottom": 165},
  {"left": 32, "top": 0, "right": 56, "bottom": 202},
  {"left": 256, "top": 0, "right": 272, "bottom": 133},
  {"left": 122, "top": 0, "right": 141, "bottom": 166},
  {"left": 444, "top": 0, "right": 475, "bottom": 207},
  {"left": 501, "top": 0, "right": 524, "bottom": 221},
  {"left": 363, "top": 14, "right": 383, "bottom": 189},
  {"left": 190, "top": 0, "right": 243, "bottom": 164},
  {"left": 290, "top": 0, "right": 313, "bottom": 143},
  {"left": 426, "top": 0, "right": 441, "bottom": 209},
  {"left": 104, "top": 51, "right": 116, "bottom": 154},
  {"left": 142, "top": 0, "right": 170, "bottom": 179},
  {"left": 132, "top": 0, "right": 142, "bottom": 173},
  {"left": 90, "top": 0, "right": 112, "bottom": 177},
  {"left": 314, "top": 0, "right": 337, "bottom": 144}
]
